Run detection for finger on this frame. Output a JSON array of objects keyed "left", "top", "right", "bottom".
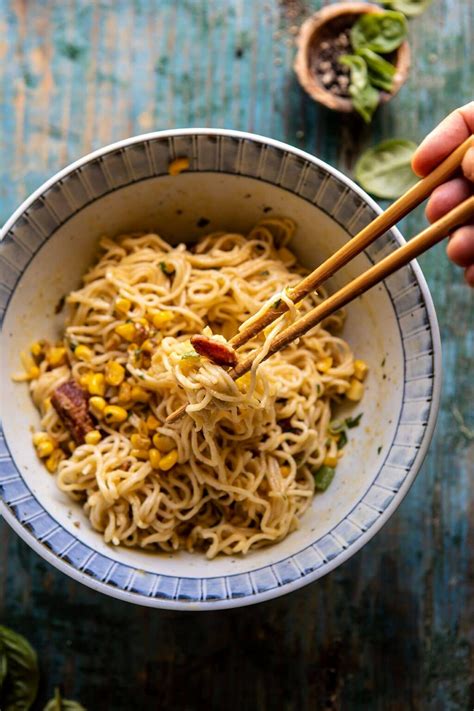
[
  {"left": 425, "top": 177, "right": 472, "bottom": 223},
  {"left": 464, "top": 264, "right": 474, "bottom": 287},
  {"left": 446, "top": 226, "right": 474, "bottom": 268},
  {"left": 411, "top": 101, "right": 474, "bottom": 177},
  {"left": 462, "top": 146, "right": 474, "bottom": 182}
]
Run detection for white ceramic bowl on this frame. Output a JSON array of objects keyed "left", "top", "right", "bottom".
[{"left": 0, "top": 129, "right": 441, "bottom": 610}]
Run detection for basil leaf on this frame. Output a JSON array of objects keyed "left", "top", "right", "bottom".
[
  {"left": 378, "top": 0, "right": 433, "bottom": 17},
  {"left": 340, "top": 54, "right": 368, "bottom": 90},
  {"left": 351, "top": 83, "right": 379, "bottom": 124},
  {"left": 313, "top": 465, "right": 336, "bottom": 491},
  {"left": 351, "top": 11, "right": 407, "bottom": 53},
  {"left": 337, "top": 430, "right": 348, "bottom": 450},
  {"left": 355, "top": 139, "right": 419, "bottom": 199},
  {"left": 356, "top": 48, "right": 395, "bottom": 92},
  {"left": 339, "top": 55, "right": 380, "bottom": 124},
  {"left": 0, "top": 640, "right": 8, "bottom": 688},
  {"left": 0, "top": 626, "right": 39, "bottom": 711},
  {"left": 346, "top": 413, "right": 363, "bottom": 428},
  {"left": 43, "top": 687, "right": 87, "bottom": 711}
]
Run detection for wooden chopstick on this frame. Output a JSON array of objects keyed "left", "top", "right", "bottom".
[
  {"left": 165, "top": 137, "right": 473, "bottom": 425},
  {"left": 166, "top": 196, "right": 473, "bottom": 423},
  {"left": 230, "top": 134, "right": 474, "bottom": 350},
  {"left": 229, "top": 196, "right": 474, "bottom": 380}
]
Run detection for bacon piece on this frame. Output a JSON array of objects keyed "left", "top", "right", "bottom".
[
  {"left": 190, "top": 335, "right": 238, "bottom": 367},
  {"left": 51, "top": 380, "right": 94, "bottom": 444}
]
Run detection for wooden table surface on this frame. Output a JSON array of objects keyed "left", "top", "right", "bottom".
[{"left": 1, "top": 1, "right": 473, "bottom": 709}]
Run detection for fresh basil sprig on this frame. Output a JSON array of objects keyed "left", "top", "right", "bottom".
[
  {"left": 378, "top": 0, "right": 433, "bottom": 18},
  {"left": 43, "top": 687, "right": 87, "bottom": 710},
  {"left": 355, "top": 139, "right": 419, "bottom": 199},
  {"left": 339, "top": 55, "right": 379, "bottom": 124},
  {"left": 355, "top": 48, "right": 396, "bottom": 92},
  {"left": 351, "top": 10, "right": 408, "bottom": 53},
  {"left": 0, "top": 625, "right": 39, "bottom": 711}
]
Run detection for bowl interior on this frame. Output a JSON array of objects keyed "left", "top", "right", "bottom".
[
  {"left": 2, "top": 171, "right": 402, "bottom": 578},
  {"left": 0, "top": 131, "right": 438, "bottom": 607}
]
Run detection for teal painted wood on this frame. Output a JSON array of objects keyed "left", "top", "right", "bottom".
[{"left": 0, "top": 0, "right": 473, "bottom": 708}]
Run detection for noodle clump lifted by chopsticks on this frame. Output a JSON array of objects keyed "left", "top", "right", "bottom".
[{"left": 16, "top": 218, "right": 367, "bottom": 558}]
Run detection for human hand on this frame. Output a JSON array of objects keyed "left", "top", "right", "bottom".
[{"left": 412, "top": 101, "right": 474, "bottom": 286}]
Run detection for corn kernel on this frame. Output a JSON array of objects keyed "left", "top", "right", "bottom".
[
  {"left": 236, "top": 372, "right": 251, "bottom": 392},
  {"left": 168, "top": 157, "right": 190, "bottom": 176},
  {"left": 131, "top": 448, "right": 150, "bottom": 460},
  {"left": 141, "top": 339, "right": 155, "bottom": 354},
  {"left": 103, "top": 405, "right": 128, "bottom": 423},
  {"left": 151, "top": 310, "right": 174, "bottom": 329},
  {"left": 146, "top": 414, "right": 159, "bottom": 431},
  {"left": 89, "top": 396, "right": 106, "bottom": 417},
  {"left": 85, "top": 430, "right": 102, "bottom": 445},
  {"left": 281, "top": 465, "right": 291, "bottom": 477},
  {"left": 79, "top": 371, "right": 93, "bottom": 387},
  {"left": 115, "top": 322, "right": 136, "bottom": 342},
  {"left": 118, "top": 381, "right": 132, "bottom": 404},
  {"left": 354, "top": 359, "right": 369, "bottom": 382},
  {"left": 88, "top": 373, "right": 105, "bottom": 396},
  {"left": 131, "top": 385, "right": 150, "bottom": 403},
  {"left": 105, "top": 361, "right": 125, "bottom": 386},
  {"left": 28, "top": 366, "right": 40, "bottom": 380},
  {"left": 346, "top": 378, "right": 364, "bottom": 402},
  {"left": 152, "top": 434, "right": 175, "bottom": 453},
  {"left": 33, "top": 431, "right": 50, "bottom": 446},
  {"left": 131, "top": 433, "right": 151, "bottom": 450},
  {"left": 74, "top": 345, "right": 93, "bottom": 361},
  {"left": 43, "top": 397, "right": 52, "bottom": 412},
  {"left": 48, "top": 347, "right": 68, "bottom": 367},
  {"left": 45, "top": 449, "right": 65, "bottom": 473},
  {"left": 30, "top": 341, "right": 44, "bottom": 357},
  {"left": 115, "top": 297, "right": 131, "bottom": 315},
  {"left": 323, "top": 455, "right": 338, "bottom": 468},
  {"left": 148, "top": 448, "right": 161, "bottom": 469},
  {"left": 317, "top": 356, "right": 333, "bottom": 373},
  {"left": 37, "top": 440, "right": 54, "bottom": 458},
  {"left": 158, "top": 448, "right": 178, "bottom": 471}
]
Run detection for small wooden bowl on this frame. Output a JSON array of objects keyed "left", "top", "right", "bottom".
[{"left": 294, "top": 2, "right": 411, "bottom": 113}]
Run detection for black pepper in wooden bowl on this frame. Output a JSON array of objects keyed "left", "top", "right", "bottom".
[
  {"left": 313, "top": 29, "right": 352, "bottom": 98},
  {"left": 294, "top": 2, "right": 410, "bottom": 115}
]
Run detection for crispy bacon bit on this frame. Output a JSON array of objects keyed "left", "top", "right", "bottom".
[
  {"left": 51, "top": 380, "right": 94, "bottom": 444},
  {"left": 190, "top": 335, "right": 238, "bottom": 367}
]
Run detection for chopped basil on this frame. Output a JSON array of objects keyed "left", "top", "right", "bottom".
[
  {"left": 346, "top": 413, "right": 363, "bottom": 429},
  {"left": 313, "top": 465, "right": 336, "bottom": 491},
  {"left": 337, "top": 430, "right": 348, "bottom": 450},
  {"left": 160, "top": 261, "right": 174, "bottom": 276}
]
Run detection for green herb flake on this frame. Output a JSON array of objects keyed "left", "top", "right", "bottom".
[
  {"left": 313, "top": 465, "right": 336, "bottom": 491},
  {"left": 273, "top": 298, "right": 282, "bottom": 308},
  {"left": 337, "top": 430, "right": 348, "bottom": 450},
  {"left": 355, "top": 139, "right": 418, "bottom": 199},
  {"left": 159, "top": 261, "right": 175, "bottom": 276},
  {"left": 346, "top": 413, "right": 363, "bottom": 429},
  {"left": 377, "top": 445, "right": 383, "bottom": 455}
]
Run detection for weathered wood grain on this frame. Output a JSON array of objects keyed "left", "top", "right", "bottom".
[{"left": 0, "top": 1, "right": 473, "bottom": 709}]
